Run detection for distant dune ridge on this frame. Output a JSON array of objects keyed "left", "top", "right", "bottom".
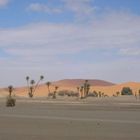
[
  {"left": 53, "top": 79, "right": 115, "bottom": 87},
  {"left": 0, "top": 79, "right": 140, "bottom": 97}
]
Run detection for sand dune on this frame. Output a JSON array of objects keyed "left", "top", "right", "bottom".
[
  {"left": 0, "top": 80, "right": 140, "bottom": 97},
  {"left": 90, "top": 82, "right": 140, "bottom": 96},
  {"left": 53, "top": 79, "right": 115, "bottom": 86}
]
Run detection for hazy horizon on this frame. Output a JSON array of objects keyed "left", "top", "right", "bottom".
[{"left": 0, "top": 0, "right": 140, "bottom": 87}]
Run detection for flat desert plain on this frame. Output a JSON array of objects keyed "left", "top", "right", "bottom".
[{"left": 0, "top": 96, "right": 140, "bottom": 140}]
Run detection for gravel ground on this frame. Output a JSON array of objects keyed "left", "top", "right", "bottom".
[{"left": 0, "top": 97, "right": 140, "bottom": 140}]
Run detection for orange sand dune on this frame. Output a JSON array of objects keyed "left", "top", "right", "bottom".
[
  {"left": 91, "top": 82, "right": 140, "bottom": 96},
  {"left": 53, "top": 79, "right": 115, "bottom": 87},
  {"left": 0, "top": 81, "right": 140, "bottom": 97},
  {"left": 14, "top": 82, "right": 140, "bottom": 97}
]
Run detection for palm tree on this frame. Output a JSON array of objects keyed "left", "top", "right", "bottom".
[
  {"left": 55, "top": 86, "right": 59, "bottom": 91},
  {"left": 116, "top": 91, "right": 120, "bottom": 96},
  {"left": 77, "top": 87, "right": 80, "bottom": 97},
  {"left": 86, "top": 84, "right": 90, "bottom": 97},
  {"left": 83, "top": 80, "right": 90, "bottom": 98},
  {"left": 98, "top": 91, "right": 102, "bottom": 97},
  {"left": 80, "top": 86, "right": 84, "bottom": 99},
  {"left": 53, "top": 86, "right": 59, "bottom": 99},
  {"left": 46, "top": 82, "right": 51, "bottom": 96},
  {"left": 33, "top": 75, "right": 44, "bottom": 93},
  {"left": 40, "top": 75, "right": 44, "bottom": 81},
  {"left": 30, "top": 79, "right": 35, "bottom": 86},
  {"left": 29, "top": 79, "right": 35, "bottom": 98},
  {"left": 26, "top": 75, "right": 44, "bottom": 98},
  {"left": 138, "top": 89, "right": 140, "bottom": 100},
  {"left": 6, "top": 85, "right": 16, "bottom": 107},
  {"left": 26, "top": 76, "right": 29, "bottom": 85},
  {"left": 8, "top": 85, "right": 13, "bottom": 97},
  {"left": 85, "top": 80, "right": 88, "bottom": 85},
  {"left": 26, "top": 76, "right": 30, "bottom": 94},
  {"left": 101, "top": 92, "right": 105, "bottom": 97}
]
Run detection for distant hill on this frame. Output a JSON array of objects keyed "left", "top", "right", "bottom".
[
  {"left": 0, "top": 79, "right": 115, "bottom": 97},
  {"left": 52, "top": 79, "right": 115, "bottom": 87},
  {"left": 0, "top": 80, "right": 140, "bottom": 97}
]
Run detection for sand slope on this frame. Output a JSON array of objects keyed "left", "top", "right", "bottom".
[
  {"left": 53, "top": 79, "right": 115, "bottom": 86},
  {"left": 0, "top": 80, "right": 140, "bottom": 97}
]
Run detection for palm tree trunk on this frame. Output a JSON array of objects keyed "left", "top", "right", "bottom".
[
  {"left": 9, "top": 91, "right": 12, "bottom": 97},
  {"left": 33, "top": 79, "right": 40, "bottom": 94},
  {"left": 27, "top": 80, "right": 30, "bottom": 93},
  {"left": 47, "top": 86, "right": 50, "bottom": 96}
]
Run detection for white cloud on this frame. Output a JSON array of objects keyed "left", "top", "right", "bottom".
[
  {"left": 27, "top": 3, "right": 62, "bottom": 14},
  {"left": 0, "top": 0, "right": 9, "bottom": 7},
  {"left": 62, "top": 0, "right": 96, "bottom": 19},
  {"left": 0, "top": 12, "right": 140, "bottom": 57},
  {"left": 119, "top": 47, "right": 140, "bottom": 56},
  {"left": 0, "top": 12, "right": 140, "bottom": 86},
  {"left": 27, "top": 0, "right": 97, "bottom": 21}
]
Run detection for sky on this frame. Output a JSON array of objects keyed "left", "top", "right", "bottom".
[{"left": 0, "top": 0, "right": 140, "bottom": 87}]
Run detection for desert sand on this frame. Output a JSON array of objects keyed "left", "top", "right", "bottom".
[
  {"left": 0, "top": 81, "right": 139, "bottom": 98},
  {"left": 13, "top": 81, "right": 140, "bottom": 97},
  {"left": 0, "top": 80, "right": 140, "bottom": 140},
  {"left": 0, "top": 96, "right": 140, "bottom": 140},
  {"left": 1, "top": 80, "right": 140, "bottom": 98}
]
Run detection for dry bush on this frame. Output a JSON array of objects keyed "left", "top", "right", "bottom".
[{"left": 6, "top": 96, "right": 16, "bottom": 107}]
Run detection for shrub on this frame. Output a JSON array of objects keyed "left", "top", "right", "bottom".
[
  {"left": 6, "top": 85, "right": 16, "bottom": 107},
  {"left": 28, "top": 92, "right": 33, "bottom": 98},
  {"left": 26, "top": 75, "right": 44, "bottom": 98},
  {"left": 58, "top": 90, "right": 78, "bottom": 97},
  {"left": 6, "top": 96, "right": 16, "bottom": 107},
  {"left": 87, "top": 92, "right": 97, "bottom": 97},
  {"left": 58, "top": 91, "right": 65, "bottom": 96},
  {"left": 121, "top": 87, "right": 133, "bottom": 95},
  {"left": 116, "top": 91, "right": 120, "bottom": 96}
]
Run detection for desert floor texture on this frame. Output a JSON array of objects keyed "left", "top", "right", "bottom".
[{"left": 0, "top": 96, "right": 140, "bottom": 140}]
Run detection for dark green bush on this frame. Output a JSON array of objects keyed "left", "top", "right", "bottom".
[{"left": 121, "top": 87, "right": 133, "bottom": 95}]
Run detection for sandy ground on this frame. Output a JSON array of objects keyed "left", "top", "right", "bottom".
[
  {"left": 0, "top": 96, "right": 140, "bottom": 140},
  {"left": 1, "top": 81, "right": 140, "bottom": 98}
]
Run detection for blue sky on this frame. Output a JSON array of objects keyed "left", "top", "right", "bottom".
[{"left": 0, "top": 0, "right": 140, "bottom": 87}]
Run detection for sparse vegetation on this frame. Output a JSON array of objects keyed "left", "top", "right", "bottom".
[
  {"left": 29, "top": 79, "right": 35, "bottom": 98},
  {"left": 83, "top": 80, "right": 90, "bottom": 97},
  {"left": 93, "top": 90, "right": 98, "bottom": 97},
  {"left": 78, "top": 80, "right": 91, "bottom": 99},
  {"left": 58, "top": 90, "right": 78, "bottom": 97},
  {"left": 87, "top": 92, "right": 97, "bottom": 97},
  {"left": 98, "top": 91, "right": 102, "bottom": 97},
  {"left": 121, "top": 87, "right": 133, "bottom": 95},
  {"left": 46, "top": 82, "right": 51, "bottom": 97},
  {"left": 77, "top": 87, "right": 80, "bottom": 97},
  {"left": 138, "top": 89, "right": 140, "bottom": 99},
  {"left": 6, "top": 85, "right": 16, "bottom": 107},
  {"left": 2, "top": 78, "right": 139, "bottom": 102},
  {"left": 26, "top": 75, "right": 44, "bottom": 98},
  {"left": 52, "top": 86, "right": 59, "bottom": 99},
  {"left": 80, "top": 86, "right": 84, "bottom": 99},
  {"left": 116, "top": 91, "right": 120, "bottom": 96}
]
